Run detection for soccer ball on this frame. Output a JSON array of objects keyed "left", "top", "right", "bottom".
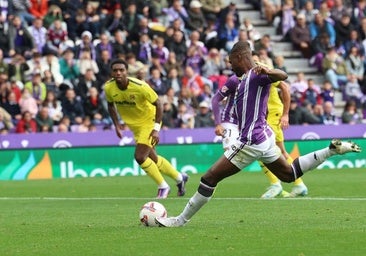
[{"left": 139, "top": 201, "right": 167, "bottom": 227}]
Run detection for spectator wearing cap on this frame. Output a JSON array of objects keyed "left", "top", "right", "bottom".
[
  {"left": 24, "top": 70, "right": 47, "bottom": 105},
  {"left": 186, "top": 0, "right": 207, "bottom": 33},
  {"left": 290, "top": 13, "right": 312, "bottom": 58},
  {"left": 75, "top": 31, "right": 96, "bottom": 60},
  {"left": 194, "top": 101, "right": 215, "bottom": 128}
]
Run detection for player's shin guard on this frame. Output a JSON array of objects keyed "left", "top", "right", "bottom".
[{"left": 179, "top": 178, "right": 215, "bottom": 222}]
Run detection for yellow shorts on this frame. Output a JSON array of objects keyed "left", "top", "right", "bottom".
[
  {"left": 129, "top": 123, "right": 154, "bottom": 147},
  {"left": 267, "top": 113, "right": 284, "bottom": 143}
]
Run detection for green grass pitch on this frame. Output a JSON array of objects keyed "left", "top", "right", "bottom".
[{"left": 0, "top": 168, "right": 365, "bottom": 256}]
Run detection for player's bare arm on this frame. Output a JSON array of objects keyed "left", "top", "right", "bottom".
[
  {"left": 253, "top": 65, "right": 288, "bottom": 82},
  {"left": 278, "top": 81, "right": 290, "bottom": 129},
  {"left": 107, "top": 101, "right": 123, "bottom": 139},
  {"left": 150, "top": 98, "right": 163, "bottom": 146}
]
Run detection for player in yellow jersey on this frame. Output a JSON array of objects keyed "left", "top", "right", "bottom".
[
  {"left": 104, "top": 59, "right": 188, "bottom": 199},
  {"left": 252, "top": 53, "right": 308, "bottom": 198}
]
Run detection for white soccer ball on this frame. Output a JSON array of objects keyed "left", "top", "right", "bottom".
[{"left": 139, "top": 201, "right": 167, "bottom": 227}]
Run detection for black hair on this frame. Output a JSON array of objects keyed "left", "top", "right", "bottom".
[
  {"left": 230, "top": 41, "right": 251, "bottom": 56},
  {"left": 110, "top": 59, "right": 128, "bottom": 70}
]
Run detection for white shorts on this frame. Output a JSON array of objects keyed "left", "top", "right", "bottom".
[
  {"left": 221, "top": 122, "right": 240, "bottom": 150},
  {"left": 224, "top": 132, "right": 281, "bottom": 170}
]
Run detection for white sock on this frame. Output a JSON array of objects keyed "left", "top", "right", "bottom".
[
  {"left": 158, "top": 181, "right": 169, "bottom": 189},
  {"left": 298, "top": 148, "right": 332, "bottom": 173},
  {"left": 178, "top": 192, "right": 211, "bottom": 223}
]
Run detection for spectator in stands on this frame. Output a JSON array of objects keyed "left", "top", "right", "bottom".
[
  {"left": 0, "top": 110, "right": 11, "bottom": 134},
  {"left": 104, "top": 8, "right": 125, "bottom": 36},
  {"left": 152, "top": 36, "right": 170, "bottom": 66},
  {"left": 95, "top": 33, "right": 113, "bottom": 61},
  {"left": 96, "top": 49, "right": 112, "bottom": 85},
  {"left": 8, "top": 52, "right": 29, "bottom": 84},
  {"left": 0, "top": 14, "right": 10, "bottom": 56},
  {"left": 330, "top": 0, "right": 352, "bottom": 23},
  {"left": 219, "top": 2, "right": 240, "bottom": 28},
  {"left": 165, "top": 0, "right": 189, "bottom": 31},
  {"left": 2, "top": 91, "right": 21, "bottom": 125},
  {"left": 273, "top": 55, "right": 287, "bottom": 72},
  {"left": 343, "top": 29, "right": 365, "bottom": 57},
  {"left": 181, "top": 65, "right": 206, "bottom": 100},
  {"left": 75, "top": 30, "right": 96, "bottom": 60},
  {"left": 83, "top": 87, "right": 110, "bottom": 127},
  {"left": 358, "top": 17, "right": 366, "bottom": 40},
  {"left": 59, "top": 48, "right": 80, "bottom": 85},
  {"left": 84, "top": 1, "right": 102, "bottom": 37},
  {"left": 11, "top": 0, "right": 34, "bottom": 25},
  {"left": 201, "top": 47, "right": 227, "bottom": 90},
  {"left": 112, "top": 30, "right": 129, "bottom": 59},
  {"left": 310, "top": 32, "right": 332, "bottom": 72},
  {"left": 161, "top": 97, "right": 178, "bottom": 130},
  {"left": 322, "top": 46, "right": 349, "bottom": 90},
  {"left": 317, "top": 1, "right": 334, "bottom": 25},
  {"left": 177, "top": 86, "right": 199, "bottom": 114},
  {"left": 257, "top": 48, "right": 274, "bottom": 68},
  {"left": 45, "top": 19, "right": 69, "bottom": 57},
  {"left": 186, "top": 0, "right": 207, "bottom": 33},
  {"left": 321, "top": 101, "right": 339, "bottom": 125},
  {"left": 341, "top": 99, "right": 363, "bottom": 124},
  {"left": 25, "top": 52, "right": 43, "bottom": 80},
  {"left": 218, "top": 13, "right": 239, "bottom": 51},
  {"left": 0, "top": 80, "right": 10, "bottom": 105},
  {"left": 29, "top": 0, "right": 48, "bottom": 20},
  {"left": 15, "top": 110, "right": 37, "bottom": 133},
  {"left": 345, "top": 46, "right": 365, "bottom": 89},
  {"left": 194, "top": 100, "right": 215, "bottom": 128},
  {"left": 43, "top": 4, "right": 64, "bottom": 29},
  {"left": 41, "top": 50, "right": 64, "bottom": 86},
  {"left": 200, "top": 0, "right": 223, "bottom": 20},
  {"left": 320, "top": 80, "right": 335, "bottom": 104},
  {"left": 352, "top": 0, "right": 366, "bottom": 27},
  {"left": 0, "top": 106, "right": 14, "bottom": 130},
  {"left": 9, "top": 77, "right": 22, "bottom": 102},
  {"left": 164, "top": 52, "right": 183, "bottom": 78},
  {"left": 309, "top": 12, "right": 336, "bottom": 47},
  {"left": 148, "top": 66, "right": 170, "bottom": 96},
  {"left": 43, "top": 90, "right": 63, "bottom": 125},
  {"left": 175, "top": 101, "right": 195, "bottom": 129},
  {"left": 61, "top": 88, "right": 85, "bottom": 125},
  {"left": 136, "top": 32, "right": 153, "bottom": 65},
  {"left": 290, "top": 13, "right": 313, "bottom": 58},
  {"left": 240, "top": 18, "right": 262, "bottom": 44},
  {"left": 254, "top": 34, "right": 275, "bottom": 62},
  {"left": 277, "top": 0, "right": 296, "bottom": 39},
  {"left": 8, "top": 15, "right": 35, "bottom": 58},
  {"left": 262, "top": 0, "right": 282, "bottom": 25},
  {"left": 299, "top": 0, "right": 317, "bottom": 25},
  {"left": 27, "top": 17, "right": 47, "bottom": 54},
  {"left": 35, "top": 106, "right": 54, "bottom": 132},
  {"left": 166, "top": 29, "right": 187, "bottom": 65},
  {"left": 57, "top": 115, "right": 71, "bottom": 132},
  {"left": 125, "top": 52, "right": 146, "bottom": 79},
  {"left": 0, "top": 49, "right": 8, "bottom": 76},
  {"left": 302, "top": 78, "right": 322, "bottom": 106},
  {"left": 166, "top": 67, "right": 183, "bottom": 95},
  {"left": 123, "top": 2, "right": 140, "bottom": 43},
  {"left": 78, "top": 47, "right": 99, "bottom": 77},
  {"left": 24, "top": 70, "right": 47, "bottom": 106},
  {"left": 76, "top": 68, "right": 99, "bottom": 101},
  {"left": 334, "top": 14, "right": 355, "bottom": 52},
  {"left": 344, "top": 74, "right": 366, "bottom": 107}
]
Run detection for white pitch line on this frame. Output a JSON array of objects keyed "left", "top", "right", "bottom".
[{"left": 0, "top": 197, "right": 365, "bottom": 201}]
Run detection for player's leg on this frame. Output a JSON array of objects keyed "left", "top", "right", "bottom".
[
  {"left": 264, "top": 139, "right": 362, "bottom": 183},
  {"left": 134, "top": 127, "right": 171, "bottom": 198},
  {"left": 149, "top": 149, "right": 189, "bottom": 196},
  {"left": 277, "top": 141, "right": 308, "bottom": 197},
  {"left": 261, "top": 120, "right": 284, "bottom": 198},
  {"left": 135, "top": 143, "right": 171, "bottom": 198},
  {"left": 156, "top": 140, "right": 266, "bottom": 227}
]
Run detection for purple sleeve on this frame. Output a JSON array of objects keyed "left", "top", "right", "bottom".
[{"left": 211, "top": 91, "right": 225, "bottom": 125}]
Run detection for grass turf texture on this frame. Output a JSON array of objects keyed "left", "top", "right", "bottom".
[{"left": 0, "top": 169, "right": 365, "bottom": 256}]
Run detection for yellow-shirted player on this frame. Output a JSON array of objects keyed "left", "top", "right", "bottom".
[
  {"left": 104, "top": 59, "right": 188, "bottom": 199},
  {"left": 253, "top": 54, "right": 308, "bottom": 198}
]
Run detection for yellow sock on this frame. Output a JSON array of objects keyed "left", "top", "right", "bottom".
[
  {"left": 157, "top": 155, "right": 180, "bottom": 181},
  {"left": 263, "top": 167, "right": 280, "bottom": 184},
  {"left": 287, "top": 155, "right": 304, "bottom": 185},
  {"left": 140, "top": 158, "right": 164, "bottom": 185}
]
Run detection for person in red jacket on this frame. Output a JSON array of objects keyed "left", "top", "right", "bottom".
[
  {"left": 16, "top": 111, "right": 37, "bottom": 133},
  {"left": 29, "top": 0, "right": 48, "bottom": 19}
]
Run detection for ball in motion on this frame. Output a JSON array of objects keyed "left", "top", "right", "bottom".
[{"left": 139, "top": 201, "right": 167, "bottom": 227}]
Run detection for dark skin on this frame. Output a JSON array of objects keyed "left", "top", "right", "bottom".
[
  {"left": 107, "top": 63, "right": 163, "bottom": 164},
  {"left": 202, "top": 46, "right": 295, "bottom": 187}
]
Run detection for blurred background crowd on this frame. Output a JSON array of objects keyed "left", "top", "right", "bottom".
[{"left": 0, "top": 0, "right": 365, "bottom": 135}]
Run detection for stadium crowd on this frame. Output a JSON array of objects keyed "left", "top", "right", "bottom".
[{"left": 0, "top": 0, "right": 365, "bottom": 135}]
